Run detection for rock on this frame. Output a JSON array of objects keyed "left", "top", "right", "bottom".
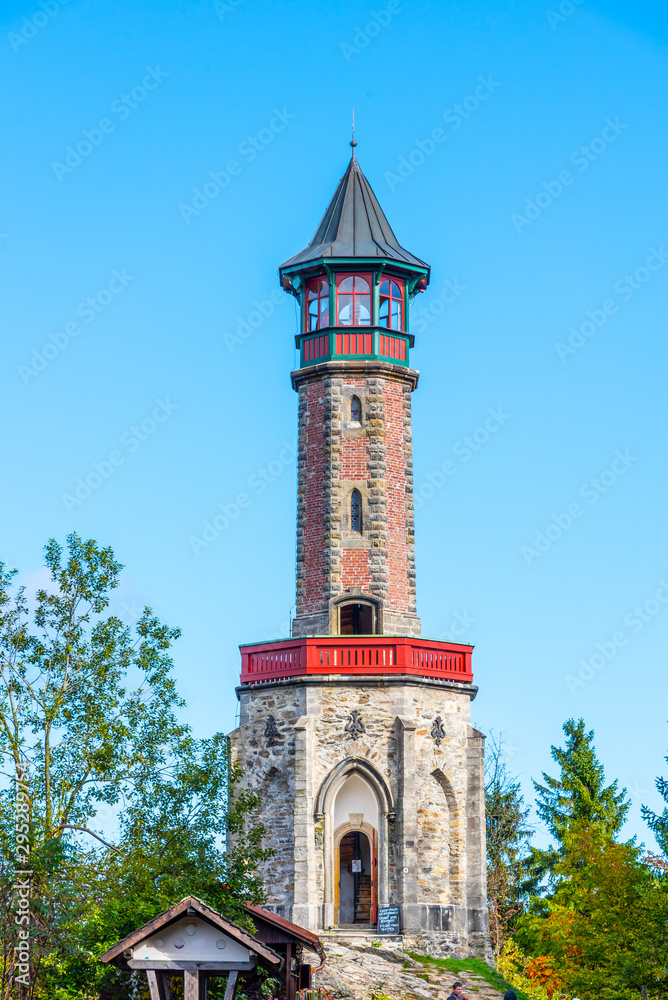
[
  {"left": 319, "top": 973, "right": 356, "bottom": 998},
  {"left": 351, "top": 946, "right": 421, "bottom": 966},
  {"left": 315, "top": 941, "right": 508, "bottom": 1000}
]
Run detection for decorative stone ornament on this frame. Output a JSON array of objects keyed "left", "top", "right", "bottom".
[
  {"left": 431, "top": 716, "right": 446, "bottom": 746},
  {"left": 344, "top": 709, "right": 366, "bottom": 740},
  {"left": 264, "top": 715, "right": 279, "bottom": 744}
]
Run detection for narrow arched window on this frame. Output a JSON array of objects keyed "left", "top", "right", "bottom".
[
  {"left": 350, "top": 395, "right": 361, "bottom": 422},
  {"left": 350, "top": 490, "right": 362, "bottom": 532},
  {"left": 337, "top": 275, "right": 371, "bottom": 326},
  {"left": 379, "top": 278, "right": 404, "bottom": 331},
  {"left": 306, "top": 277, "right": 329, "bottom": 331}
]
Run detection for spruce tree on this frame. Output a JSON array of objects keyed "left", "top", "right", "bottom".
[
  {"left": 530, "top": 830, "right": 668, "bottom": 999},
  {"left": 531, "top": 718, "right": 629, "bottom": 880},
  {"left": 642, "top": 730, "right": 668, "bottom": 854}
]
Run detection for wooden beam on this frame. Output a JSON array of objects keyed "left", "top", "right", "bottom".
[
  {"left": 162, "top": 973, "right": 172, "bottom": 1000},
  {"left": 129, "top": 960, "right": 256, "bottom": 971},
  {"left": 184, "top": 968, "right": 200, "bottom": 1000},
  {"left": 224, "top": 970, "right": 239, "bottom": 1000},
  {"left": 286, "top": 943, "right": 294, "bottom": 1000},
  {"left": 147, "top": 971, "right": 166, "bottom": 1000}
]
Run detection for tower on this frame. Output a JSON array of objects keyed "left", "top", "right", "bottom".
[{"left": 230, "top": 145, "right": 490, "bottom": 959}]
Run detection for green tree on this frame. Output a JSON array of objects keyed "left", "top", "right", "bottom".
[
  {"left": 530, "top": 718, "right": 629, "bottom": 882},
  {"left": 642, "top": 725, "right": 668, "bottom": 854},
  {"left": 485, "top": 733, "right": 533, "bottom": 958},
  {"left": 521, "top": 829, "right": 668, "bottom": 1000},
  {"left": 0, "top": 534, "right": 272, "bottom": 999}
]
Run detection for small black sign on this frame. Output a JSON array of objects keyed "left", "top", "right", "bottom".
[{"left": 376, "top": 905, "right": 401, "bottom": 935}]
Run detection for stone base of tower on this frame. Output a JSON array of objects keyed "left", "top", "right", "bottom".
[
  {"left": 400, "top": 907, "right": 493, "bottom": 962},
  {"left": 229, "top": 646, "right": 491, "bottom": 962},
  {"left": 319, "top": 907, "right": 492, "bottom": 961}
]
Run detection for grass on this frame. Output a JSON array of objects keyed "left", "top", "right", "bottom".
[{"left": 406, "top": 953, "right": 531, "bottom": 1000}]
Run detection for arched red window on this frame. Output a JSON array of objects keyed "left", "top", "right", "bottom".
[
  {"left": 306, "top": 277, "right": 329, "bottom": 331},
  {"left": 337, "top": 275, "right": 371, "bottom": 326},
  {"left": 379, "top": 278, "right": 404, "bottom": 331}
]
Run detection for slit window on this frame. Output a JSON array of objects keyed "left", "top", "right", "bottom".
[
  {"left": 351, "top": 489, "right": 362, "bottom": 532},
  {"left": 351, "top": 396, "right": 361, "bottom": 422}
]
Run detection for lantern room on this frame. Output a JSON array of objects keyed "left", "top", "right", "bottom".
[{"left": 279, "top": 144, "right": 430, "bottom": 369}]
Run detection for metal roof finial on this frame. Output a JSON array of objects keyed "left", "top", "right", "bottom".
[{"left": 350, "top": 108, "right": 357, "bottom": 154}]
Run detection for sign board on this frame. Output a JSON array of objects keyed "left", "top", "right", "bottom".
[
  {"left": 376, "top": 906, "right": 401, "bottom": 935},
  {"left": 351, "top": 859, "right": 362, "bottom": 872}
]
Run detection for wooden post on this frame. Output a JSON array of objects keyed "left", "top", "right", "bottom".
[
  {"left": 223, "top": 969, "right": 239, "bottom": 1000},
  {"left": 147, "top": 971, "right": 167, "bottom": 1000},
  {"left": 286, "top": 943, "right": 294, "bottom": 1000},
  {"left": 642, "top": 987, "right": 648, "bottom": 1000},
  {"left": 184, "top": 968, "right": 200, "bottom": 1000},
  {"left": 162, "top": 974, "right": 172, "bottom": 1000}
]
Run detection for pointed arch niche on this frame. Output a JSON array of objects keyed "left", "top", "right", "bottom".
[
  {"left": 416, "top": 767, "right": 465, "bottom": 906},
  {"left": 315, "top": 759, "right": 393, "bottom": 928}
]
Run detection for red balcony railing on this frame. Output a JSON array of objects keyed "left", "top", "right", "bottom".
[{"left": 239, "top": 635, "right": 473, "bottom": 685}]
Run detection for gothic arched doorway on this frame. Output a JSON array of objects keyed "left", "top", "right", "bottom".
[
  {"left": 316, "top": 761, "right": 392, "bottom": 929},
  {"left": 336, "top": 829, "right": 377, "bottom": 925}
]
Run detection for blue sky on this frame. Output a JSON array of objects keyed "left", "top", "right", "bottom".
[{"left": 2, "top": 0, "right": 668, "bottom": 848}]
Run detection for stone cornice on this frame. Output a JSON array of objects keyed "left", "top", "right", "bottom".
[
  {"left": 236, "top": 674, "right": 478, "bottom": 701},
  {"left": 291, "top": 360, "right": 419, "bottom": 391}
]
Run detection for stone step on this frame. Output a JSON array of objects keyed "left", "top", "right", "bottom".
[
  {"left": 321, "top": 929, "right": 405, "bottom": 948},
  {"left": 322, "top": 928, "right": 380, "bottom": 936}
]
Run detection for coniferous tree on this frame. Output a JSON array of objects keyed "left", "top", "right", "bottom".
[
  {"left": 522, "top": 829, "right": 668, "bottom": 1000},
  {"left": 531, "top": 718, "right": 629, "bottom": 882},
  {"left": 642, "top": 729, "right": 668, "bottom": 854}
]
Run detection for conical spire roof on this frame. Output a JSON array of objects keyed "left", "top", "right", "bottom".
[{"left": 280, "top": 153, "right": 429, "bottom": 271}]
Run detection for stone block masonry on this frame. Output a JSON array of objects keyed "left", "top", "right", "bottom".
[{"left": 229, "top": 673, "right": 490, "bottom": 960}]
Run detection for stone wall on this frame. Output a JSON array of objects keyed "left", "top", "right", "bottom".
[{"left": 229, "top": 674, "right": 490, "bottom": 958}]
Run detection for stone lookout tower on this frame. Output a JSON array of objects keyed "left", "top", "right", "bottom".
[{"left": 230, "top": 144, "right": 489, "bottom": 958}]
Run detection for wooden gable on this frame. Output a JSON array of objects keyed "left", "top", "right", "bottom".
[{"left": 100, "top": 896, "right": 280, "bottom": 972}]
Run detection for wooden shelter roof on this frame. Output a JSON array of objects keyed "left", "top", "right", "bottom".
[
  {"left": 99, "top": 895, "right": 281, "bottom": 970},
  {"left": 244, "top": 904, "right": 326, "bottom": 969}
]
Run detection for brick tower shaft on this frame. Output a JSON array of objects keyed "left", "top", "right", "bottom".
[{"left": 292, "top": 362, "right": 420, "bottom": 637}]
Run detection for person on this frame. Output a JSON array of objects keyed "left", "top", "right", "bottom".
[
  {"left": 503, "top": 992, "right": 517, "bottom": 1000},
  {"left": 447, "top": 983, "right": 466, "bottom": 999}
]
